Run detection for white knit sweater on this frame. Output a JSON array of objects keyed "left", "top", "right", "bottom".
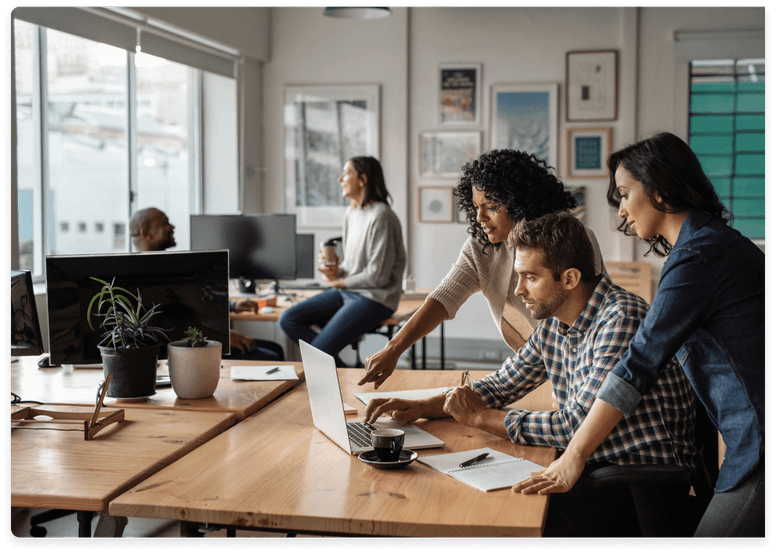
[{"left": 428, "top": 228, "right": 607, "bottom": 352}]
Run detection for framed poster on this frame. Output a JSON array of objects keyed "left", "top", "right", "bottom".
[
  {"left": 565, "top": 127, "right": 612, "bottom": 179},
  {"left": 566, "top": 50, "right": 618, "bottom": 122},
  {"left": 438, "top": 63, "right": 482, "bottom": 126},
  {"left": 490, "top": 83, "right": 558, "bottom": 169},
  {"left": 283, "top": 84, "right": 380, "bottom": 228},
  {"left": 420, "top": 131, "right": 481, "bottom": 177},
  {"left": 418, "top": 186, "right": 454, "bottom": 223}
]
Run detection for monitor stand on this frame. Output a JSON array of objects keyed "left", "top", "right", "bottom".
[{"left": 37, "top": 355, "right": 58, "bottom": 368}]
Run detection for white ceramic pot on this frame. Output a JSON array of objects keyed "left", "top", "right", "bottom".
[{"left": 167, "top": 340, "right": 222, "bottom": 399}]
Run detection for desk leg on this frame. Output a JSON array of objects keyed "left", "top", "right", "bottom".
[
  {"left": 93, "top": 511, "right": 128, "bottom": 537},
  {"left": 422, "top": 337, "right": 427, "bottom": 370},
  {"left": 77, "top": 511, "right": 94, "bottom": 537},
  {"left": 440, "top": 322, "right": 445, "bottom": 370},
  {"left": 410, "top": 343, "right": 417, "bottom": 370}
]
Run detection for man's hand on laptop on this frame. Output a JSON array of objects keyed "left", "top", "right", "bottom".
[{"left": 363, "top": 397, "right": 424, "bottom": 425}]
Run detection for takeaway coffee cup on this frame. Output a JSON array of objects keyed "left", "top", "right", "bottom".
[
  {"left": 371, "top": 428, "right": 404, "bottom": 462},
  {"left": 319, "top": 240, "right": 338, "bottom": 268}
]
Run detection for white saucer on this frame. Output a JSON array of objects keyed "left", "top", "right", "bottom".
[{"left": 358, "top": 449, "right": 418, "bottom": 469}]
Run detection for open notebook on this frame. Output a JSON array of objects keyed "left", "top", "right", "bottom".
[{"left": 418, "top": 447, "right": 545, "bottom": 491}]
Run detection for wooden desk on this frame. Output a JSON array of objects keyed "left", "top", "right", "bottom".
[
  {"left": 110, "top": 369, "right": 555, "bottom": 537},
  {"left": 11, "top": 404, "right": 234, "bottom": 537},
  {"left": 11, "top": 356, "right": 304, "bottom": 421},
  {"left": 232, "top": 289, "right": 443, "bottom": 369}
]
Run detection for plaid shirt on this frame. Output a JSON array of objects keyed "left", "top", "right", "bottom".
[{"left": 472, "top": 274, "right": 699, "bottom": 470}]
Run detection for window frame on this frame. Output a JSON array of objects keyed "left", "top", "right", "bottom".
[
  {"left": 13, "top": 20, "right": 208, "bottom": 281},
  {"left": 672, "top": 28, "right": 765, "bottom": 246}
]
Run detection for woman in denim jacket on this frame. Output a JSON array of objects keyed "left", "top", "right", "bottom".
[{"left": 514, "top": 132, "right": 764, "bottom": 537}]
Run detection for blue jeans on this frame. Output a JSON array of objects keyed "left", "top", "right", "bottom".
[
  {"left": 279, "top": 289, "right": 394, "bottom": 367},
  {"left": 694, "top": 461, "right": 765, "bottom": 537}
]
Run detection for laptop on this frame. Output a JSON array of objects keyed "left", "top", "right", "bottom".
[{"left": 300, "top": 340, "right": 445, "bottom": 454}]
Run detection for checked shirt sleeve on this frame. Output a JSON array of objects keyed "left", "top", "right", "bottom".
[{"left": 477, "top": 309, "right": 643, "bottom": 449}]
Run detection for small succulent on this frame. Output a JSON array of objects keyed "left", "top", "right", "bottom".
[{"left": 183, "top": 326, "right": 208, "bottom": 347}]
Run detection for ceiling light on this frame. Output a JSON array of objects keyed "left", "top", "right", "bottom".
[{"left": 323, "top": 7, "right": 391, "bottom": 19}]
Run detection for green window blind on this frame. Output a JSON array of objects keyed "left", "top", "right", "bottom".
[{"left": 688, "top": 59, "right": 765, "bottom": 240}]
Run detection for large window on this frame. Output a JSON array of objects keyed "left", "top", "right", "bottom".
[
  {"left": 688, "top": 59, "right": 765, "bottom": 240},
  {"left": 13, "top": 11, "right": 237, "bottom": 278}
]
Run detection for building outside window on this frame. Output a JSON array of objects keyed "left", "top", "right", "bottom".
[{"left": 12, "top": 11, "right": 238, "bottom": 278}]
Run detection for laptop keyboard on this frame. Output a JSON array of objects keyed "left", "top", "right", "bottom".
[{"left": 347, "top": 421, "right": 377, "bottom": 448}]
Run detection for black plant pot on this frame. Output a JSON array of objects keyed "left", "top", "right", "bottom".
[{"left": 99, "top": 344, "right": 160, "bottom": 398}]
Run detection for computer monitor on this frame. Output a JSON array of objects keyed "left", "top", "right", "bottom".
[
  {"left": 45, "top": 250, "right": 230, "bottom": 365},
  {"left": 295, "top": 233, "right": 315, "bottom": 279},
  {"left": 190, "top": 214, "right": 297, "bottom": 291},
  {"left": 11, "top": 270, "right": 44, "bottom": 357}
]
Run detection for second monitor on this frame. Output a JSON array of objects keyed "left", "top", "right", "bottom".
[{"left": 191, "top": 214, "right": 297, "bottom": 292}]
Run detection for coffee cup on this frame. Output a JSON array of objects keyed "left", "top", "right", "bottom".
[
  {"left": 319, "top": 243, "right": 338, "bottom": 268},
  {"left": 371, "top": 428, "right": 404, "bottom": 462}
]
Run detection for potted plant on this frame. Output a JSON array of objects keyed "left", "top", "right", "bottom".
[
  {"left": 87, "top": 277, "right": 169, "bottom": 398},
  {"left": 166, "top": 326, "right": 222, "bottom": 399}
]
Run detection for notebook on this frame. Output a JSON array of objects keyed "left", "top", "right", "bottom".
[
  {"left": 418, "top": 447, "right": 546, "bottom": 491},
  {"left": 299, "top": 340, "right": 445, "bottom": 455}
]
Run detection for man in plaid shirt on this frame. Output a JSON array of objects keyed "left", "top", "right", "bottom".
[{"left": 364, "top": 211, "right": 698, "bottom": 536}]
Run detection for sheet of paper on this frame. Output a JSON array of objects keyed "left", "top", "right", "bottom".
[
  {"left": 354, "top": 387, "right": 449, "bottom": 405},
  {"left": 230, "top": 364, "right": 298, "bottom": 381}
]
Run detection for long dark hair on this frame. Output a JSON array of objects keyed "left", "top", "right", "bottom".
[
  {"left": 456, "top": 149, "right": 577, "bottom": 251},
  {"left": 606, "top": 132, "right": 729, "bottom": 257},
  {"left": 349, "top": 156, "right": 391, "bottom": 207}
]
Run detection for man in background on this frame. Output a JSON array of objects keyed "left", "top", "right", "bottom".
[
  {"left": 130, "top": 207, "right": 176, "bottom": 252},
  {"left": 130, "top": 207, "right": 283, "bottom": 360}
]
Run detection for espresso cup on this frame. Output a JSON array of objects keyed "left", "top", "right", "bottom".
[{"left": 371, "top": 428, "right": 404, "bottom": 462}]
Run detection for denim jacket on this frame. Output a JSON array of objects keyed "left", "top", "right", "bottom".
[{"left": 598, "top": 211, "right": 765, "bottom": 492}]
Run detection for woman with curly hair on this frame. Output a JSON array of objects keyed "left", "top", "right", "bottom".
[{"left": 359, "top": 149, "right": 606, "bottom": 389}]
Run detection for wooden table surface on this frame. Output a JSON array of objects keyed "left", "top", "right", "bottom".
[
  {"left": 11, "top": 405, "right": 235, "bottom": 513},
  {"left": 110, "top": 369, "right": 556, "bottom": 537},
  {"left": 11, "top": 356, "right": 304, "bottom": 420},
  {"left": 230, "top": 289, "right": 425, "bottom": 324}
]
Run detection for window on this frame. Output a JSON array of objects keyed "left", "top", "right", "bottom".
[
  {"left": 688, "top": 59, "right": 765, "bottom": 240},
  {"left": 12, "top": 9, "right": 239, "bottom": 278}
]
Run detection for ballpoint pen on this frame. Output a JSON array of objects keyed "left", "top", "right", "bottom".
[
  {"left": 459, "top": 452, "right": 489, "bottom": 468},
  {"left": 265, "top": 367, "right": 280, "bottom": 375}
]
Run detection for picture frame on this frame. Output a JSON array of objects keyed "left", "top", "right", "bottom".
[
  {"left": 490, "top": 83, "right": 558, "bottom": 169},
  {"left": 420, "top": 131, "right": 481, "bottom": 177},
  {"left": 566, "top": 50, "right": 618, "bottom": 122},
  {"left": 565, "top": 127, "right": 612, "bottom": 179},
  {"left": 438, "top": 63, "right": 482, "bottom": 126},
  {"left": 418, "top": 186, "right": 454, "bottom": 223},
  {"left": 283, "top": 84, "right": 380, "bottom": 228}
]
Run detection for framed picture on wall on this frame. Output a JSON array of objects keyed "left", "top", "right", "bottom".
[
  {"left": 490, "top": 83, "right": 558, "bottom": 169},
  {"left": 418, "top": 186, "right": 454, "bottom": 223},
  {"left": 420, "top": 131, "right": 481, "bottom": 177},
  {"left": 565, "top": 127, "right": 612, "bottom": 179},
  {"left": 566, "top": 50, "right": 618, "bottom": 122},
  {"left": 438, "top": 63, "right": 482, "bottom": 126},
  {"left": 283, "top": 84, "right": 380, "bottom": 228}
]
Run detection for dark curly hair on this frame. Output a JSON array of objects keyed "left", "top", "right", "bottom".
[
  {"left": 606, "top": 132, "right": 729, "bottom": 257},
  {"left": 455, "top": 149, "right": 577, "bottom": 251}
]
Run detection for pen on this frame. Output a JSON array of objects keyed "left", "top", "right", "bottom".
[
  {"left": 459, "top": 452, "right": 489, "bottom": 468},
  {"left": 265, "top": 367, "right": 280, "bottom": 375}
]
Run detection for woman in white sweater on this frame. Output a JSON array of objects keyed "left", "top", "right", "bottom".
[
  {"left": 360, "top": 149, "right": 606, "bottom": 388},
  {"left": 279, "top": 156, "right": 406, "bottom": 367}
]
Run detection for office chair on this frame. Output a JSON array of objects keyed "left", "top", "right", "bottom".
[{"left": 588, "top": 398, "right": 718, "bottom": 537}]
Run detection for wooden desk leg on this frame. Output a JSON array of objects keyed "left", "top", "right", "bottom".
[
  {"left": 77, "top": 511, "right": 94, "bottom": 537},
  {"left": 440, "top": 321, "right": 445, "bottom": 370}
]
